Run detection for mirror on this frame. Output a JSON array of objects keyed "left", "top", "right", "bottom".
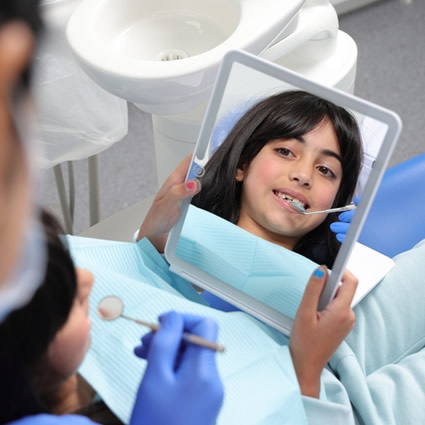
[{"left": 166, "top": 50, "right": 401, "bottom": 335}]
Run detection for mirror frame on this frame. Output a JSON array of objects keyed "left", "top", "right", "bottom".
[{"left": 165, "top": 49, "right": 402, "bottom": 334}]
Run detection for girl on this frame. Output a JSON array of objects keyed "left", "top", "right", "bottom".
[
  {"left": 138, "top": 154, "right": 425, "bottom": 425},
  {"left": 0, "top": 211, "right": 224, "bottom": 425},
  {"left": 192, "top": 90, "right": 363, "bottom": 268},
  {"left": 0, "top": 209, "right": 357, "bottom": 425}
]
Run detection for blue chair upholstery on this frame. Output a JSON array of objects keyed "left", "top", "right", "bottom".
[{"left": 359, "top": 152, "right": 425, "bottom": 258}]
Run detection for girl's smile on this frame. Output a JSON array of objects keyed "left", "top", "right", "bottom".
[
  {"left": 272, "top": 187, "right": 310, "bottom": 213},
  {"left": 236, "top": 120, "right": 343, "bottom": 249}
]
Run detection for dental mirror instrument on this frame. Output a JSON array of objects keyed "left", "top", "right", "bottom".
[
  {"left": 290, "top": 201, "right": 356, "bottom": 215},
  {"left": 97, "top": 295, "right": 225, "bottom": 353}
]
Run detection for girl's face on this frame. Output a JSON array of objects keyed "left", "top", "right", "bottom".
[
  {"left": 236, "top": 120, "right": 343, "bottom": 249},
  {"left": 47, "top": 268, "right": 94, "bottom": 379}
]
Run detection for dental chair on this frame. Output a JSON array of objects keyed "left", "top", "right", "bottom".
[{"left": 359, "top": 151, "right": 425, "bottom": 258}]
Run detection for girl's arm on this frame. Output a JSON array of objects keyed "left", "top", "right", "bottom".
[
  {"left": 290, "top": 267, "right": 358, "bottom": 398},
  {"left": 136, "top": 155, "right": 200, "bottom": 253}
]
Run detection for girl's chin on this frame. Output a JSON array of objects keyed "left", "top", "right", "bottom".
[
  {"left": 261, "top": 224, "right": 301, "bottom": 241},
  {"left": 265, "top": 217, "right": 304, "bottom": 234}
]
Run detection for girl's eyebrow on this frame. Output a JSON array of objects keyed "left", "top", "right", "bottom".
[
  {"left": 321, "top": 148, "right": 342, "bottom": 164},
  {"left": 294, "top": 136, "right": 343, "bottom": 164}
]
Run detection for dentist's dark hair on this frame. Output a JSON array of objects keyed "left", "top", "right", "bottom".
[{"left": 192, "top": 90, "right": 363, "bottom": 267}]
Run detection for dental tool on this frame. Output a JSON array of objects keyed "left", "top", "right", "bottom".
[
  {"left": 290, "top": 201, "right": 356, "bottom": 215},
  {"left": 97, "top": 295, "right": 225, "bottom": 353}
]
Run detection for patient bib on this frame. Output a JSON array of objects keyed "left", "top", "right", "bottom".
[
  {"left": 176, "top": 205, "right": 319, "bottom": 319},
  {"left": 68, "top": 235, "right": 309, "bottom": 425}
]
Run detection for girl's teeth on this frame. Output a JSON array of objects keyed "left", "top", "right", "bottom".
[{"left": 276, "top": 192, "right": 303, "bottom": 206}]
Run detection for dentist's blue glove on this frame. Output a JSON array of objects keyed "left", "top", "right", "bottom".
[
  {"left": 330, "top": 197, "right": 360, "bottom": 242},
  {"left": 130, "top": 311, "right": 224, "bottom": 425}
]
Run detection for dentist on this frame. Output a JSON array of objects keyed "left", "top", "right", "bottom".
[{"left": 0, "top": 1, "right": 223, "bottom": 424}]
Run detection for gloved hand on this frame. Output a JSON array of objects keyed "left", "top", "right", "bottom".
[
  {"left": 130, "top": 311, "right": 224, "bottom": 425},
  {"left": 330, "top": 197, "right": 360, "bottom": 243}
]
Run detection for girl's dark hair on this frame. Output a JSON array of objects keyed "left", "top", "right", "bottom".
[
  {"left": 0, "top": 210, "right": 77, "bottom": 423},
  {"left": 192, "top": 90, "right": 363, "bottom": 267}
]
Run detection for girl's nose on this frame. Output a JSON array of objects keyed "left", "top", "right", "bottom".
[
  {"left": 289, "top": 168, "right": 312, "bottom": 187},
  {"left": 77, "top": 268, "right": 95, "bottom": 295}
]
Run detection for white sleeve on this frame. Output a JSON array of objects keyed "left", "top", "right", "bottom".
[
  {"left": 302, "top": 396, "right": 356, "bottom": 425},
  {"left": 302, "top": 369, "right": 356, "bottom": 425}
]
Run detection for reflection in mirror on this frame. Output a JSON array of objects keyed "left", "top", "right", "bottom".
[
  {"left": 191, "top": 90, "right": 363, "bottom": 269},
  {"left": 169, "top": 55, "right": 396, "bottom": 328}
]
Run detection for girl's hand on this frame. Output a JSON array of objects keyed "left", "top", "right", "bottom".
[
  {"left": 137, "top": 155, "right": 200, "bottom": 253},
  {"left": 289, "top": 267, "right": 358, "bottom": 398}
]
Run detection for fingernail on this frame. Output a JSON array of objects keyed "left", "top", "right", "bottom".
[
  {"left": 186, "top": 180, "right": 196, "bottom": 192},
  {"left": 314, "top": 268, "right": 324, "bottom": 278}
]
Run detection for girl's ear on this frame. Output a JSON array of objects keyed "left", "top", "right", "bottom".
[{"left": 235, "top": 168, "right": 244, "bottom": 182}]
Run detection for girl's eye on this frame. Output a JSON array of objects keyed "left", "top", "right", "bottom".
[
  {"left": 275, "top": 147, "right": 294, "bottom": 158},
  {"left": 317, "top": 165, "right": 336, "bottom": 178}
]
